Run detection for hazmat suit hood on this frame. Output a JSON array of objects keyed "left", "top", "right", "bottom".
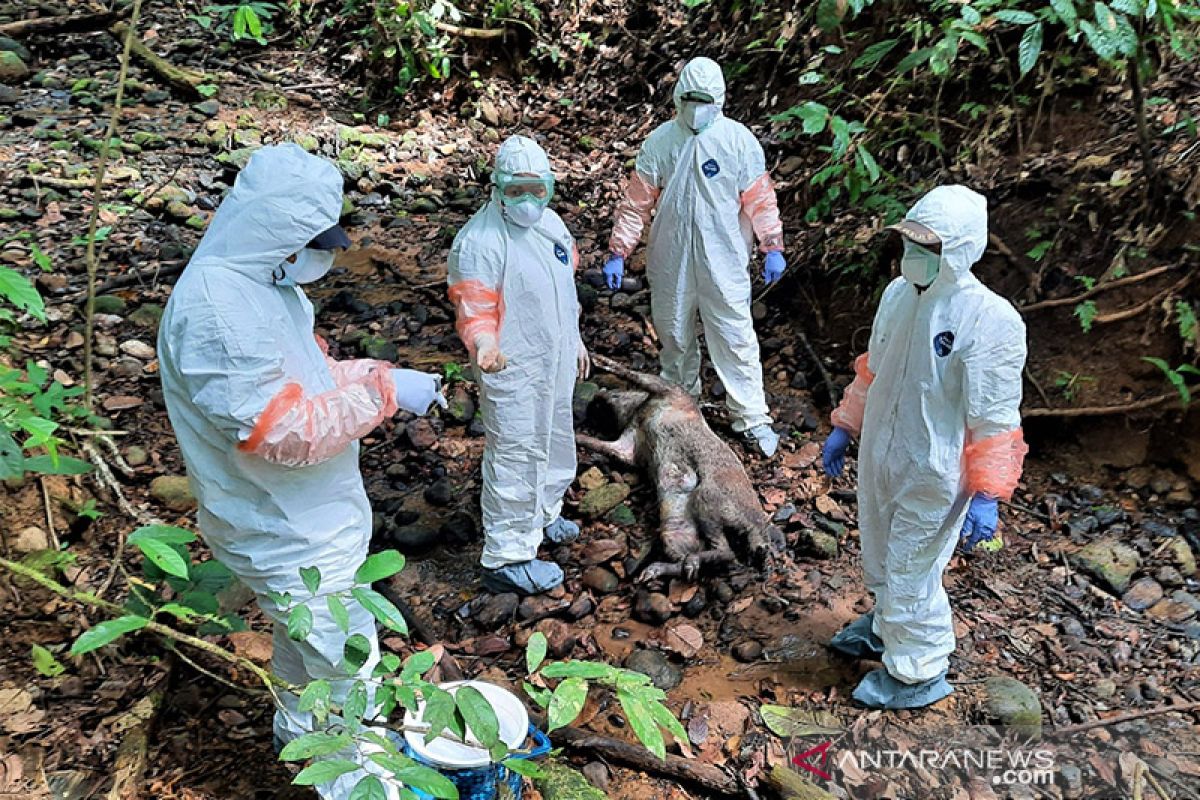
[
  {"left": 673, "top": 57, "right": 726, "bottom": 128},
  {"left": 490, "top": 135, "right": 554, "bottom": 200},
  {"left": 188, "top": 143, "right": 344, "bottom": 282},
  {"left": 903, "top": 185, "right": 988, "bottom": 284}
]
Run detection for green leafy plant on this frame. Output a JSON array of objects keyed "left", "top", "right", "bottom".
[
  {"left": 1073, "top": 299, "right": 1098, "bottom": 332},
  {"left": 1143, "top": 356, "right": 1200, "bottom": 406},
  {"left": 1176, "top": 300, "right": 1198, "bottom": 350},
  {"left": 442, "top": 362, "right": 466, "bottom": 384},
  {"left": 190, "top": 2, "right": 279, "bottom": 45},
  {"left": 1054, "top": 370, "right": 1096, "bottom": 402}
]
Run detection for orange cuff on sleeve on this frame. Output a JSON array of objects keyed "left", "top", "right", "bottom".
[
  {"left": 830, "top": 353, "right": 874, "bottom": 437},
  {"left": 740, "top": 173, "right": 784, "bottom": 253},
  {"left": 964, "top": 429, "right": 1028, "bottom": 501},
  {"left": 608, "top": 171, "right": 660, "bottom": 258},
  {"left": 448, "top": 279, "right": 503, "bottom": 357},
  {"left": 239, "top": 383, "right": 304, "bottom": 453}
]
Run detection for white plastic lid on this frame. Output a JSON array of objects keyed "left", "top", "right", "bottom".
[{"left": 402, "top": 681, "right": 529, "bottom": 769}]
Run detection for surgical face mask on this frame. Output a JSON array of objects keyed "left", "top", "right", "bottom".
[
  {"left": 278, "top": 248, "right": 335, "bottom": 286},
  {"left": 901, "top": 241, "right": 941, "bottom": 288},
  {"left": 503, "top": 198, "right": 545, "bottom": 228},
  {"left": 680, "top": 101, "right": 718, "bottom": 133}
]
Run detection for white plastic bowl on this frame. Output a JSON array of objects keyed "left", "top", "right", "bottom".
[{"left": 402, "top": 681, "right": 530, "bottom": 769}]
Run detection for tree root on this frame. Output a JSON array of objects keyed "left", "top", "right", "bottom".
[
  {"left": 1053, "top": 699, "right": 1200, "bottom": 736},
  {"left": 1023, "top": 393, "right": 1175, "bottom": 417},
  {"left": 107, "top": 23, "right": 210, "bottom": 98},
  {"left": 0, "top": 10, "right": 122, "bottom": 38},
  {"left": 1020, "top": 263, "right": 1179, "bottom": 313}
]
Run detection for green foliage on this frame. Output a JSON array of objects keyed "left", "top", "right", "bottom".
[
  {"left": 442, "top": 361, "right": 466, "bottom": 384},
  {"left": 1143, "top": 357, "right": 1200, "bottom": 406},
  {"left": 31, "top": 644, "right": 66, "bottom": 677},
  {"left": 1074, "top": 299, "right": 1098, "bottom": 331},
  {"left": 191, "top": 3, "right": 279, "bottom": 45},
  {"left": 1054, "top": 370, "right": 1096, "bottom": 402},
  {"left": 1176, "top": 300, "right": 1198, "bottom": 349}
]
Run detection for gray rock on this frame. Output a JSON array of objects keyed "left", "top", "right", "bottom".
[
  {"left": 13, "top": 526, "right": 49, "bottom": 553},
  {"left": 1058, "top": 763, "right": 1083, "bottom": 799},
  {"left": 572, "top": 381, "right": 599, "bottom": 424},
  {"left": 1122, "top": 577, "right": 1164, "bottom": 611},
  {"left": 0, "top": 51, "right": 28, "bottom": 83},
  {"left": 1071, "top": 538, "right": 1141, "bottom": 595},
  {"left": 1143, "top": 520, "right": 1178, "bottom": 538},
  {"left": 981, "top": 676, "right": 1042, "bottom": 738},
  {"left": 581, "top": 761, "right": 609, "bottom": 792},
  {"left": 119, "top": 339, "right": 156, "bottom": 360},
  {"left": 1166, "top": 537, "right": 1196, "bottom": 576},
  {"left": 385, "top": 520, "right": 440, "bottom": 552},
  {"left": 773, "top": 503, "right": 797, "bottom": 523},
  {"left": 579, "top": 482, "right": 629, "bottom": 518},
  {"left": 1156, "top": 565, "right": 1185, "bottom": 587},
  {"left": 610, "top": 292, "right": 635, "bottom": 310},
  {"left": 1068, "top": 515, "right": 1098, "bottom": 539},
  {"left": 193, "top": 99, "right": 220, "bottom": 117},
  {"left": 473, "top": 592, "right": 518, "bottom": 628},
  {"left": 797, "top": 528, "right": 838, "bottom": 560},
  {"left": 634, "top": 591, "right": 672, "bottom": 626},
  {"left": 0, "top": 37, "right": 31, "bottom": 64},
  {"left": 150, "top": 475, "right": 196, "bottom": 512},
  {"left": 581, "top": 566, "right": 619, "bottom": 595},
  {"left": 128, "top": 303, "right": 164, "bottom": 331},
  {"left": 123, "top": 445, "right": 148, "bottom": 467},
  {"left": 423, "top": 478, "right": 452, "bottom": 507},
  {"left": 444, "top": 386, "right": 475, "bottom": 424},
  {"left": 358, "top": 335, "right": 398, "bottom": 363},
  {"left": 624, "top": 648, "right": 682, "bottom": 691},
  {"left": 733, "top": 640, "right": 763, "bottom": 662},
  {"left": 111, "top": 356, "right": 144, "bottom": 379}
]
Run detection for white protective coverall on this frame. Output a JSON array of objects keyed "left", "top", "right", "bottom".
[
  {"left": 608, "top": 56, "right": 784, "bottom": 433},
  {"left": 830, "top": 185, "right": 1028, "bottom": 685},
  {"left": 159, "top": 144, "right": 401, "bottom": 799},
  {"left": 447, "top": 136, "right": 582, "bottom": 569}
]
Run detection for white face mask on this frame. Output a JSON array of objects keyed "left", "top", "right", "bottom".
[
  {"left": 504, "top": 199, "right": 545, "bottom": 228},
  {"left": 680, "top": 101, "right": 718, "bottom": 133},
  {"left": 279, "top": 248, "right": 336, "bottom": 286},
  {"left": 901, "top": 240, "right": 941, "bottom": 288}
]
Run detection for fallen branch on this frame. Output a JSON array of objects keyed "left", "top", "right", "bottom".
[
  {"left": 108, "top": 23, "right": 209, "bottom": 98},
  {"left": 547, "top": 724, "right": 740, "bottom": 795},
  {"left": 1054, "top": 699, "right": 1200, "bottom": 736},
  {"left": 1019, "top": 263, "right": 1178, "bottom": 313},
  {"left": 106, "top": 667, "right": 170, "bottom": 800},
  {"left": 434, "top": 20, "right": 506, "bottom": 39},
  {"left": 1023, "top": 393, "right": 1175, "bottom": 417},
  {"left": 0, "top": 10, "right": 120, "bottom": 37}
]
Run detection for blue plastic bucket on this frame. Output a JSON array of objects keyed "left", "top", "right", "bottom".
[{"left": 403, "top": 724, "right": 551, "bottom": 800}]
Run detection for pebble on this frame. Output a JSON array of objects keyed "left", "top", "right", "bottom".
[
  {"left": 13, "top": 526, "right": 49, "bottom": 553},
  {"left": 634, "top": 591, "right": 673, "bottom": 626},
  {"left": 123, "top": 445, "right": 148, "bottom": 467},
  {"left": 581, "top": 566, "right": 619, "bottom": 595},
  {"left": 581, "top": 762, "right": 610, "bottom": 792},
  {"left": 1143, "top": 520, "right": 1178, "bottom": 538},
  {"left": 119, "top": 339, "right": 156, "bottom": 360},
  {"left": 981, "top": 676, "right": 1042, "bottom": 738},
  {"left": 473, "top": 592, "right": 519, "bottom": 628},
  {"left": 567, "top": 595, "right": 594, "bottom": 620},
  {"left": 624, "top": 648, "right": 682, "bottom": 691},
  {"left": 1122, "top": 578, "right": 1164, "bottom": 611},
  {"left": 405, "top": 419, "right": 438, "bottom": 449},
  {"left": 732, "top": 641, "right": 763, "bottom": 662},
  {"left": 423, "top": 478, "right": 452, "bottom": 507},
  {"left": 149, "top": 475, "right": 196, "bottom": 512}
]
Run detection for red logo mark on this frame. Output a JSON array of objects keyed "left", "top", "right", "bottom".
[{"left": 791, "top": 741, "right": 833, "bottom": 781}]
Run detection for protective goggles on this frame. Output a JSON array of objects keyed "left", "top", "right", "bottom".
[
  {"left": 680, "top": 91, "right": 715, "bottom": 104},
  {"left": 494, "top": 172, "right": 555, "bottom": 207}
]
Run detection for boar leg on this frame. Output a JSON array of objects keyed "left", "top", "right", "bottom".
[{"left": 576, "top": 428, "right": 638, "bottom": 467}]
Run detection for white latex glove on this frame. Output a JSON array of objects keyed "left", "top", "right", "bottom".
[
  {"left": 473, "top": 333, "right": 507, "bottom": 373},
  {"left": 577, "top": 341, "right": 591, "bottom": 380},
  {"left": 391, "top": 369, "right": 447, "bottom": 416}
]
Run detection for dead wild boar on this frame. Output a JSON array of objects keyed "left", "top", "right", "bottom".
[{"left": 577, "top": 354, "right": 785, "bottom": 582}]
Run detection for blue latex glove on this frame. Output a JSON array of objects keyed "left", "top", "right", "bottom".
[
  {"left": 822, "top": 427, "right": 852, "bottom": 477},
  {"left": 959, "top": 494, "right": 999, "bottom": 552},
  {"left": 763, "top": 250, "right": 786, "bottom": 284},
  {"left": 603, "top": 254, "right": 624, "bottom": 290}
]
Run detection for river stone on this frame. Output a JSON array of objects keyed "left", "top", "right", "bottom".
[
  {"left": 625, "top": 648, "right": 682, "bottom": 691},
  {"left": 119, "top": 339, "right": 156, "bottom": 360},
  {"left": 534, "top": 761, "right": 609, "bottom": 800},
  {"left": 581, "top": 566, "right": 619, "bottom": 595},
  {"left": 797, "top": 528, "right": 838, "bottom": 560},
  {"left": 981, "top": 676, "right": 1042, "bottom": 738},
  {"left": 473, "top": 592, "right": 518, "bottom": 628},
  {"left": 1122, "top": 577, "right": 1164, "bottom": 611},
  {"left": 123, "top": 445, "right": 148, "bottom": 467},
  {"left": 634, "top": 591, "right": 672, "bottom": 626},
  {"left": 13, "top": 526, "right": 49, "bottom": 553},
  {"left": 0, "top": 51, "right": 28, "bottom": 83},
  {"left": 579, "top": 482, "right": 629, "bottom": 518},
  {"left": 1165, "top": 537, "right": 1196, "bottom": 576},
  {"left": 150, "top": 475, "right": 196, "bottom": 512},
  {"left": 193, "top": 99, "right": 220, "bottom": 117},
  {"left": 0, "top": 37, "right": 30, "bottom": 64},
  {"left": 1071, "top": 538, "right": 1140, "bottom": 595},
  {"left": 93, "top": 295, "right": 127, "bottom": 315},
  {"left": 128, "top": 303, "right": 164, "bottom": 331}
]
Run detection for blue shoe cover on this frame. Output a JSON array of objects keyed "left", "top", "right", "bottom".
[
  {"left": 482, "top": 559, "right": 564, "bottom": 595},
  {"left": 852, "top": 667, "right": 953, "bottom": 710},
  {"left": 544, "top": 517, "right": 580, "bottom": 544},
  {"left": 828, "top": 611, "right": 885, "bottom": 660}
]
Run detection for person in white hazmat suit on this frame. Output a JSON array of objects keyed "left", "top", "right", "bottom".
[
  {"left": 158, "top": 144, "right": 445, "bottom": 799},
  {"left": 821, "top": 185, "right": 1029, "bottom": 709},
  {"left": 603, "top": 56, "right": 786, "bottom": 457},
  {"left": 447, "top": 135, "right": 588, "bottom": 596}
]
